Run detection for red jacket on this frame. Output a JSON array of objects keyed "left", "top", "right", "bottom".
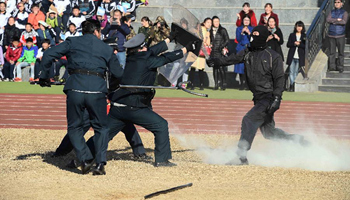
[
  {"left": 5, "top": 43, "right": 23, "bottom": 62},
  {"left": 236, "top": 10, "right": 257, "bottom": 27},
  {"left": 258, "top": 12, "right": 279, "bottom": 27}
]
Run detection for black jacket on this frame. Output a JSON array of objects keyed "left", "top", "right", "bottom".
[
  {"left": 266, "top": 27, "right": 284, "bottom": 61},
  {"left": 210, "top": 25, "right": 229, "bottom": 58},
  {"left": 215, "top": 47, "right": 285, "bottom": 100},
  {"left": 112, "top": 41, "right": 184, "bottom": 108},
  {"left": 40, "top": 34, "right": 123, "bottom": 94},
  {"left": 3, "top": 24, "right": 21, "bottom": 47},
  {"left": 286, "top": 33, "right": 306, "bottom": 67}
]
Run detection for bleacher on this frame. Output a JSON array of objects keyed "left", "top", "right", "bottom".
[{"left": 134, "top": 0, "right": 321, "bottom": 88}]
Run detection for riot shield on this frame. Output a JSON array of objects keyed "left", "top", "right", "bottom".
[{"left": 158, "top": 4, "right": 202, "bottom": 84}]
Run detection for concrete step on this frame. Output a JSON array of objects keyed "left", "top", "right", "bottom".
[
  {"left": 345, "top": 44, "right": 350, "bottom": 51},
  {"left": 344, "top": 65, "right": 350, "bottom": 71},
  {"left": 326, "top": 71, "right": 350, "bottom": 78},
  {"left": 137, "top": 7, "right": 318, "bottom": 24},
  {"left": 318, "top": 85, "right": 350, "bottom": 93},
  {"left": 345, "top": 58, "right": 350, "bottom": 65},
  {"left": 322, "top": 78, "right": 350, "bottom": 86},
  {"left": 147, "top": 0, "right": 319, "bottom": 7}
]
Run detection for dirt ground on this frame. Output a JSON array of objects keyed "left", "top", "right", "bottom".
[{"left": 0, "top": 128, "right": 350, "bottom": 200}]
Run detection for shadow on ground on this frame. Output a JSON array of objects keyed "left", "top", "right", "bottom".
[{"left": 13, "top": 147, "right": 195, "bottom": 174}]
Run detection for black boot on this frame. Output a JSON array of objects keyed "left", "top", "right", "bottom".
[
  {"left": 81, "top": 159, "right": 94, "bottom": 174},
  {"left": 199, "top": 69, "right": 205, "bottom": 90},
  {"left": 92, "top": 163, "right": 106, "bottom": 175},
  {"left": 239, "top": 74, "right": 245, "bottom": 90},
  {"left": 188, "top": 68, "right": 195, "bottom": 90},
  {"left": 289, "top": 83, "right": 295, "bottom": 92},
  {"left": 213, "top": 68, "right": 219, "bottom": 90},
  {"left": 220, "top": 66, "right": 227, "bottom": 90}
]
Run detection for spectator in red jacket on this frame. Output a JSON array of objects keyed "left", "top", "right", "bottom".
[
  {"left": 258, "top": 3, "right": 279, "bottom": 26},
  {"left": 236, "top": 2, "right": 257, "bottom": 27},
  {"left": 3, "top": 36, "right": 22, "bottom": 81},
  {"left": 27, "top": 4, "right": 45, "bottom": 30}
]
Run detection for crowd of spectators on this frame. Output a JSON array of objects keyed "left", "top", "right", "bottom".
[
  {"left": 1, "top": 1, "right": 345, "bottom": 94},
  {"left": 0, "top": 0, "right": 148, "bottom": 82}
]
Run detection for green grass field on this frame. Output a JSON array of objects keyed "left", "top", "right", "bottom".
[{"left": 1, "top": 82, "right": 350, "bottom": 103}]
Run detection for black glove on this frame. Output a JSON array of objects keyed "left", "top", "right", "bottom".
[
  {"left": 168, "top": 29, "right": 178, "bottom": 42},
  {"left": 39, "top": 78, "right": 51, "bottom": 87},
  {"left": 267, "top": 96, "right": 281, "bottom": 115},
  {"left": 185, "top": 41, "right": 196, "bottom": 53},
  {"left": 206, "top": 58, "right": 215, "bottom": 68}
]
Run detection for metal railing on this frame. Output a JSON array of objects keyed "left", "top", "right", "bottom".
[{"left": 305, "top": 0, "right": 333, "bottom": 77}]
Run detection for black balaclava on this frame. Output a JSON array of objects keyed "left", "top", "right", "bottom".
[{"left": 250, "top": 25, "right": 269, "bottom": 49}]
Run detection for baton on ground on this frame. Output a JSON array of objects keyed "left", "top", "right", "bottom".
[
  {"left": 144, "top": 183, "right": 193, "bottom": 199},
  {"left": 119, "top": 81, "right": 208, "bottom": 98}
]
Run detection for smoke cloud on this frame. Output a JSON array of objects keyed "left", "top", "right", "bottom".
[{"left": 170, "top": 123, "right": 350, "bottom": 172}]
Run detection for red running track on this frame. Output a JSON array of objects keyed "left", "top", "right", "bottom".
[{"left": 0, "top": 93, "right": 350, "bottom": 138}]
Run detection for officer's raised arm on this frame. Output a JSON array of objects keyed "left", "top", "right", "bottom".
[{"left": 148, "top": 41, "right": 196, "bottom": 69}]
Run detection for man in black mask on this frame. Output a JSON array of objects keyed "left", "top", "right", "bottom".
[{"left": 207, "top": 26, "right": 308, "bottom": 165}]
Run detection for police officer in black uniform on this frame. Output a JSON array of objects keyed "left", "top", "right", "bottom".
[
  {"left": 51, "top": 38, "right": 151, "bottom": 164},
  {"left": 52, "top": 110, "right": 150, "bottom": 163},
  {"left": 207, "top": 26, "right": 308, "bottom": 165},
  {"left": 39, "top": 19, "right": 120, "bottom": 175},
  {"left": 87, "top": 33, "right": 197, "bottom": 167}
]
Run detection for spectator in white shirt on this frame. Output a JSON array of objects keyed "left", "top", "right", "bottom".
[
  {"left": 63, "top": 23, "right": 81, "bottom": 40},
  {"left": 67, "top": 6, "right": 85, "bottom": 31}
]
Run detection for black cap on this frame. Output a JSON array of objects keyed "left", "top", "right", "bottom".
[{"left": 123, "top": 33, "right": 146, "bottom": 48}]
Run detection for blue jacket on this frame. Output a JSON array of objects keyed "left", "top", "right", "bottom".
[
  {"left": 37, "top": 29, "right": 55, "bottom": 46},
  {"left": 328, "top": 8, "right": 346, "bottom": 36},
  {"left": 104, "top": 22, "right": 130, "bottom": 52},
  {"left": 235, "top": 25, "right": 253, "bottom": 52}
]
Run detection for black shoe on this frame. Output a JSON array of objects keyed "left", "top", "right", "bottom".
[
  {"left": 199, "top": 84, "right": 204, "bottom": 90},
  {"left": 221, "top": 83, "right": 227, "bottom": 91},
  {"left": 81, "top": 160, "right": 94, "bottom": 174},
  {"left": 92, "top": 163, "right": 106, "bottom": 175},
  {"left": 214, "top": 85, "right": 218, "bottom": 90},
  {"left": 339, "top": 69, "right": 344, "bottom": 73},
  {"left": 328, "top": 68, "right": 336, "bottom": 72},
  {"left": 239, "top": 157, "right": 249, "bottom": 165},
  {"left": 133, "top": 153, "right": 153, "bottom": 161},
  {"left": 154, "top": 160, "right": 177, "bottom": 167},
  {"left": 66, "top": 159, "right": 79, "bottom": 168},
  {"left": 226, "top": 157, "right": 249, "bottom": 165}
]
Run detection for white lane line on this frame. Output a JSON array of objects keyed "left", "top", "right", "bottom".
[
  {"left": 1, "top": 113, "right": 349, "bottom": 123},
  {"left": 2, "top": 101, "right": 350, "bottom": 112},
  {"left": 1, "top": 105, "right": 349, "bottom": 115},
  {"left": 1, "top": 119, "right": 350, "bottom": 131},
  {"left": 0, "top": 110, "right": 349, "bottom": 119},
  {"left": 2, "top": 95, "right": 350, "bottom": 107}
]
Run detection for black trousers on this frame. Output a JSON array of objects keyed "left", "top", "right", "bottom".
[
  {"left": 328, "top": 36, "right": 345, "bottom": 70},
  {"left": 213, "top": 65, "right": 227, "bottom": 88},
  {"left": 55, "top": 109, "right": 146, "bottom": 156},
  {"left": 66, "top": 90, "right": 109, "bottom": 164},
  {"left": 3, "top": 61, "right": 16, "bottom": 79},
  {"left": 54, "top": 59, "right": 68, "bottom": 79},
  {"left": 88, "top": 105, "right": 171, "bottom": 163},
  {"left": 237, "top": 98, "right": 303, "bottom": 158}
]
